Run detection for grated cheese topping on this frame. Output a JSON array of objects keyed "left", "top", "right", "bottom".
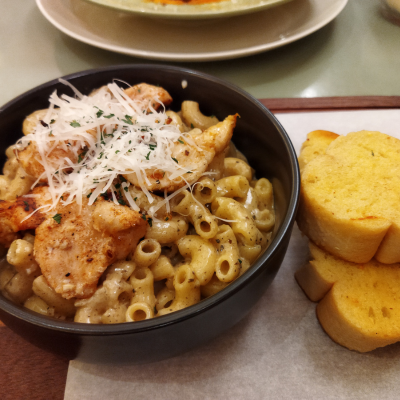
[{"left": 17, "top": 80, "right": 192, "bottom": 216}]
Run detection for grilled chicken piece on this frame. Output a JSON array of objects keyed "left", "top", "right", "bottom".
[
  {"left": 125, "top": 114, "right": 238, "bottom": 193},
  {"left": 34, "top": 198, "right": 147, "bottom": 299}
]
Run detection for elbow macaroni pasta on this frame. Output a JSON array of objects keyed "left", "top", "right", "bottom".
[{"left": 0, "top": 92, "right": 276, "bottom": 323}]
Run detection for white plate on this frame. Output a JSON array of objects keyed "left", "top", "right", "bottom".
[
  {"left": 84, "top": 0, "right": 293, "bottom": 20},
  {"left": 36, "top": 0, "right": 348, "bottom": 62}
]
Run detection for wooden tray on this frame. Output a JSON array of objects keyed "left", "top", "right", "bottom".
[{"left": 1, "top": 96, "right": 399, "bottom": 400}]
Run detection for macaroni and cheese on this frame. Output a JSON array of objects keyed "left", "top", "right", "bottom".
[{"left": 0, "top": 81, "right": 275, "bottom": 323}]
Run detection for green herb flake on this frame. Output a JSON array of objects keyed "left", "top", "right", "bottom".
[
  {"left": 118, "top": 199, "right": 126, "bottom": 206},
  {"left": 77, "top": 151, "right": 87, "bottom": 163},
  {"left": 119, "top": 176, "right": 127, "bottom": 183},
  {"left": 191, "top": 123, "right": 194, "bottom": 129},
  {"left": 124, "top": 187, "right": 128, "bottom": 192},
  {"left": 50, "top": 119, "right": 56, "bottom": 124},
  {"left": 147, "top": 218, "right": 153, "bottom": 227},
  {"left": 122, "top": 115, "right": 133, "bottom": 125},
  {"left": 238, "top": 259, "right": 242, "bottom": 264},
  {"left": 96, "top": 109, "right": 104, "bottom": 118},
  {"left": 141, "top": 214, "right": 147, "bottom": 221},
  {"left": 23, "top": 201, "right": 29, "bottom": 211},
  {"left": 134, "top": 197, "right": 138, "bottom": 201},
  {"left": 104, "top": 113, "right": 115, "bottom": 119},
  {"left": 172, "top": 157, "right": 179, "bottom": 164},
  {"left": 70, "top": 120, "right": 81, "bottom": 128},
  {"left": 53, "top": 214, "right": 62, "bottom": 224},
  {"left": 178, "top": 139, "right": 185, "bottom": 144},
  {"left": 145, "top": 152, "right": 151, "bottom": 160}
]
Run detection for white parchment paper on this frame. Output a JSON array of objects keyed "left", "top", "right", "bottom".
[{"left": 65, "top": 110, "right": 400, "bottom": 400}]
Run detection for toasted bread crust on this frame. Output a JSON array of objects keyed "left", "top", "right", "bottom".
[
  {"left": 298, "top": 130, "right": 339, "bottom": 173},
  {"left": 297, "top": 130, "right": 400, "bottom": 264},
  {"left": 295, "top": 242, "right": 400, "bottom": 352}
]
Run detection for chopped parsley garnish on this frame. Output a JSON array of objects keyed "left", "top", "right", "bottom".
[
  {"left": 70, "top": 120, "right": 81, "bottom": 128},
  {"left": 134, "top": 197, "right": 138, "bottom": 201},
  {"left": 145, "top": 152, "right": 151, "bottom": 160},
  {"left": 53, "top": 214, "right": 62, "bottom": 224},
  {"left": 191, "top": 123, "right": 194, "bottom": 129},
  {"left": 149, "top": 144, "right": 157, "bottom": 150},
  {"left": 171, "top": 157, "right": 179, "bottom": 163},
  {"left": 147, "top": 218, "right": 153, "bottom": 227},
  {"left": 178, "top": 139, "right": 185, "bottom": 144},
  {"left": 238, "top": 259, "right": 242, "bottom": 264},
  {"left": 141, "top": 214, "right": 147, "bottom": 221},
  {"left": 50, "top": 119, "right": 56, "bottom": 124},
  {"left": 122, "top": 115, "right": 134, "bottom": 125},
  {"left": 103, "top": 113, "right": 115, "bottom": 119},
  {"left": 118, "top": 199, "right": 126, "bottom": 206},
  {"left": 96, "top": 109, "right": 104, "bottom": 118},
  {"left": 77, "top": 151, "right": 87, "bottom": 163}
]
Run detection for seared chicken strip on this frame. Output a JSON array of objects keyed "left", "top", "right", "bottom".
[
  {"left": 0, "top": 186, "right": 50, "bottom": 247},
  {"left": 125, "top": 114, "right": 238, "bottom": 193},
  {"left": 0, "top": 186, "right": 147, "bottom": 299},
  {"left": 34, "top": 197, "right": 147, "bottom": 299},
  {"left": 124, "top": 83, "right": 172, "bottom": 110}
]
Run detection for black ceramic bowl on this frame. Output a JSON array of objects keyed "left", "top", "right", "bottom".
[{"left": 0, "top": 65, "right": 299, "bottom": 364}]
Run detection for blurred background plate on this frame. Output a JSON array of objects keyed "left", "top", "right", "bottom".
[
  {"left": 83, "top": 0, "right": 293, "bottom": 19},
  {"left": 36, "top": 0, "right": 349, "bottom": 62}
]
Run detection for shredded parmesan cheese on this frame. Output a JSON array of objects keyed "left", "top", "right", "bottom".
[{"left": 17, "top": 81, "right": 192, "bottom": 217}]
